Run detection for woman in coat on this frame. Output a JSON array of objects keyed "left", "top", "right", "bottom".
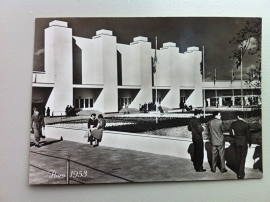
[
  {"left": 91, "top": 114, "right": 106, "bottom": 147},
  {"left": 31, "top": 107, "right": 45, "bottom": 147}
]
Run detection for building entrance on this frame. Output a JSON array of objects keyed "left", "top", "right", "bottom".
[
  {"left": 74, "top": 98, "right": 94, "bottom": 109},
  {"left": 119, "top": 97, "right": 131, "bottom": 108}
]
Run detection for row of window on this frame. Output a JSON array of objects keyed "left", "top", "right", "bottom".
[{"left": 74, "top": 99, "right": 94, "bottom": 108}]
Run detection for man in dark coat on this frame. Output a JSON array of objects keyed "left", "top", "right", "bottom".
[
  {"left": 231, "top": 112, "right": 251, "bottom": 179},
  {"left": 207, "top": 111, "right": 227, "bottom": 173},
  {"left": 65, "top": 105, "right": 69, "bottom": 117},
  {"left": 188, "top": 109, "right": 206, "bottom": 172},
  {"left": 46, "top": 107, "right": 50, "bottom": 117}
]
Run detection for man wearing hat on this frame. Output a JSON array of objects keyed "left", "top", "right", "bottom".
[{"left": 188, "top": 109, "right": 206, "bottom": 172}]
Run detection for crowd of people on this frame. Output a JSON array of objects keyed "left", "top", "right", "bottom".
[
  {"left": 65, "top": 105, "right": 76, "bottom": 117},
  {"left": 179, "top": 101, "right": 193, "bottom": 111},
  {"left": 139, "top": 102, "right": 157, "bottom": 113},
  {"left": 188, "top": 109, "right": 251, "bottom": 179}
]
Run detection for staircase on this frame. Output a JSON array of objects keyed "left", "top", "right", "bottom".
[{"left": 76, "top": 109, "right": 103, "bottom": 116}]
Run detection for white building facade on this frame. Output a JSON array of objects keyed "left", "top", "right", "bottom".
[{"left": 32, "top": 20, "right": 259, "bottom": 115}]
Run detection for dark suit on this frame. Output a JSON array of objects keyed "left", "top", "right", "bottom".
[
  {"left": 231, "top": 119, "right": 251, "bottom": 179},
  {"left": 188, "top": 117, "right": 204, "bottom": 171}
]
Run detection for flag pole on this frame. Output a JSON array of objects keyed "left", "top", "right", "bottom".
[
  {"left": 215, "top": 69, "right": 217, "bottom": 107},
  {"left": 155, "top": 37, "right": 158, "bottom": 124},
  {"left": 203, "top": 46, "right": 205, "bottom": 118},
  {"left": 231, "top": 69, "right": 233, "bottom": 85},
  {"left": 240, "top": 48, "right": 243, "bottom": 112}
]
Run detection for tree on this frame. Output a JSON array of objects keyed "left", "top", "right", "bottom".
[
  {"left": 229, "top": 19, "right": 262, "bottom": 108},
  {"left": 229, "top": 20, "right": 261, "bottom": 63}
]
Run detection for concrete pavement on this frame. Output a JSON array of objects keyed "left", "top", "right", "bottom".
[{"left": 29, "top": 135, "right": 262, "bottom": 185}]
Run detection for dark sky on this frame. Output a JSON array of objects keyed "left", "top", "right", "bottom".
[{"left": 33, "top": 17, "right": 261, "bottom": 81}]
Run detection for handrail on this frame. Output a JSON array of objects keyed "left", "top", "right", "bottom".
[
  {"left": 29, "top": 163, "right": 84, "bottom": 184},
  {"left": 69, "top": 159, "right": 134, "bottom": 183},
  {"left": 30, "top": 151, "right": 133, "bottom": 184}
]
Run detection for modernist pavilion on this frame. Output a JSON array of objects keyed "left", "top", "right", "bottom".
[{"left": 32, "top": 20, "right": 260, "bottom": 115}]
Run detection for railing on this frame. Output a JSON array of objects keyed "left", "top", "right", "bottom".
[{"left": 30, "top": 151, "right": 133, "bottom": 184}]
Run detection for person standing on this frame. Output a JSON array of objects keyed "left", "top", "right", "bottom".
[
  {"left": 87, "top": 113, "right": 98, "bottom": 145},
  {"left": 188, "top": 109, "right": 206, "bottom": 172},
  {"left": 231, "top": 112, "right": 251, "bottom": 179},
  {"left": 65, "top": 105, "right": 69, "bottom": 118},
  {"left": 91, "top": 114, "right": 106, "bottom": 147},
  {"left": 30, "top": 107, "right": 45, "bottom": 147},
  {"left": 207, "top": 111, "right": 227, "bottom": 173},
  {"left": 46, "top": 107, "right": 50, "bottom": 117}
]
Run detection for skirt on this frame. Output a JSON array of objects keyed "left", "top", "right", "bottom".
[
  {"left": 91, "top": 129, "right": 103, "bottom": 141},
  {"left": 34, "top": 128, "right": 42, "bottom": 142}
]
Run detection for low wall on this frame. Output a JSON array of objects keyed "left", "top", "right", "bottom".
[{"left": 44, "top": 125, "right": 261, "bottom": 169}]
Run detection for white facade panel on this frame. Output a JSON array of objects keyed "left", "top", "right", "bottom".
[
  {"left": 73, "top": 37, "right": 92, "bottom": 84},
  {"left": 91, "top": 37, "right": 104, "bottom": 85},
  {"left": 156, "top": 48, "right": 170, "bottom": 87},
  {"left": 139, "top": 41, "right": 152, "bottom": 104},
  {"left": 185, "top": 50, "right": 203, "bottom": 107},
  {"left": 169, "top": 46, "right": 181, "bottom": 108},
  {"left": 102, "top": 35, "right": 118, "bottom": 113},
  {"left": 52, "top": 26, "right": 73, "bottom": 115},
  {"left": 117, "top": 44, "right": 141, "bottom": 86},
  {"left": 36, "top": 28, "right": 55, "bottom": 84}
]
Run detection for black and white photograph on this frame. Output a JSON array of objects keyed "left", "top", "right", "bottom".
[{"left": 29, "top": 17, "right": 262, "bottom": 185}]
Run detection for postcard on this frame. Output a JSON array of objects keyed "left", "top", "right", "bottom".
[{"left": 29, "top": 17, "right": 262, "bottom": 184}]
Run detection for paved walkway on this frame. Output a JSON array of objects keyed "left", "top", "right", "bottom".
[
  {"left": 29, "top": 135, "right": 263, "bottom": 185},
  {"left": 30, "top": 108, "right": 262, "bottom": 184}
]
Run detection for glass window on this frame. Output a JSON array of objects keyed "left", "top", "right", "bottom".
[
  {"left": 90, "top": 99, "right": 93, "bottom": 107},
  {"left": 75, "top": 99, "right": 79, "bottom": 108},
  {"left": 85, "top": 99, "right": 89, "bottom": 108},
  {"left": 80, "top": 99, "right": 84, "bottom": 108}
]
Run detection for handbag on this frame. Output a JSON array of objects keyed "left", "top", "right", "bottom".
[{"left": 84, "top": 129, "right": 90, "bottom": 138}]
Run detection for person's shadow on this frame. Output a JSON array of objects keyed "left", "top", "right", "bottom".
[
  {"left": 224, "top": 143, "right": 238, "bottom": 173},
  {"left": 187, "top": 143, "right": 194, "bottom": 164},
  {"left": 188, "top": 142, "right": 215, "bottom": 169},
  {"left": 253, "top": 145, "right": 263, "bottom": 172},
  {"left": 30, "top": 136, "right": 63, "bottom": 147},
  {"left": 205, "top": 141, "right": 213, "bottom": 169}
]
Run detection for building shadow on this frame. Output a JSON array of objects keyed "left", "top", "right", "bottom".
[{"left": 253, "top": 145, "right": 263, "bottom": 172}]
